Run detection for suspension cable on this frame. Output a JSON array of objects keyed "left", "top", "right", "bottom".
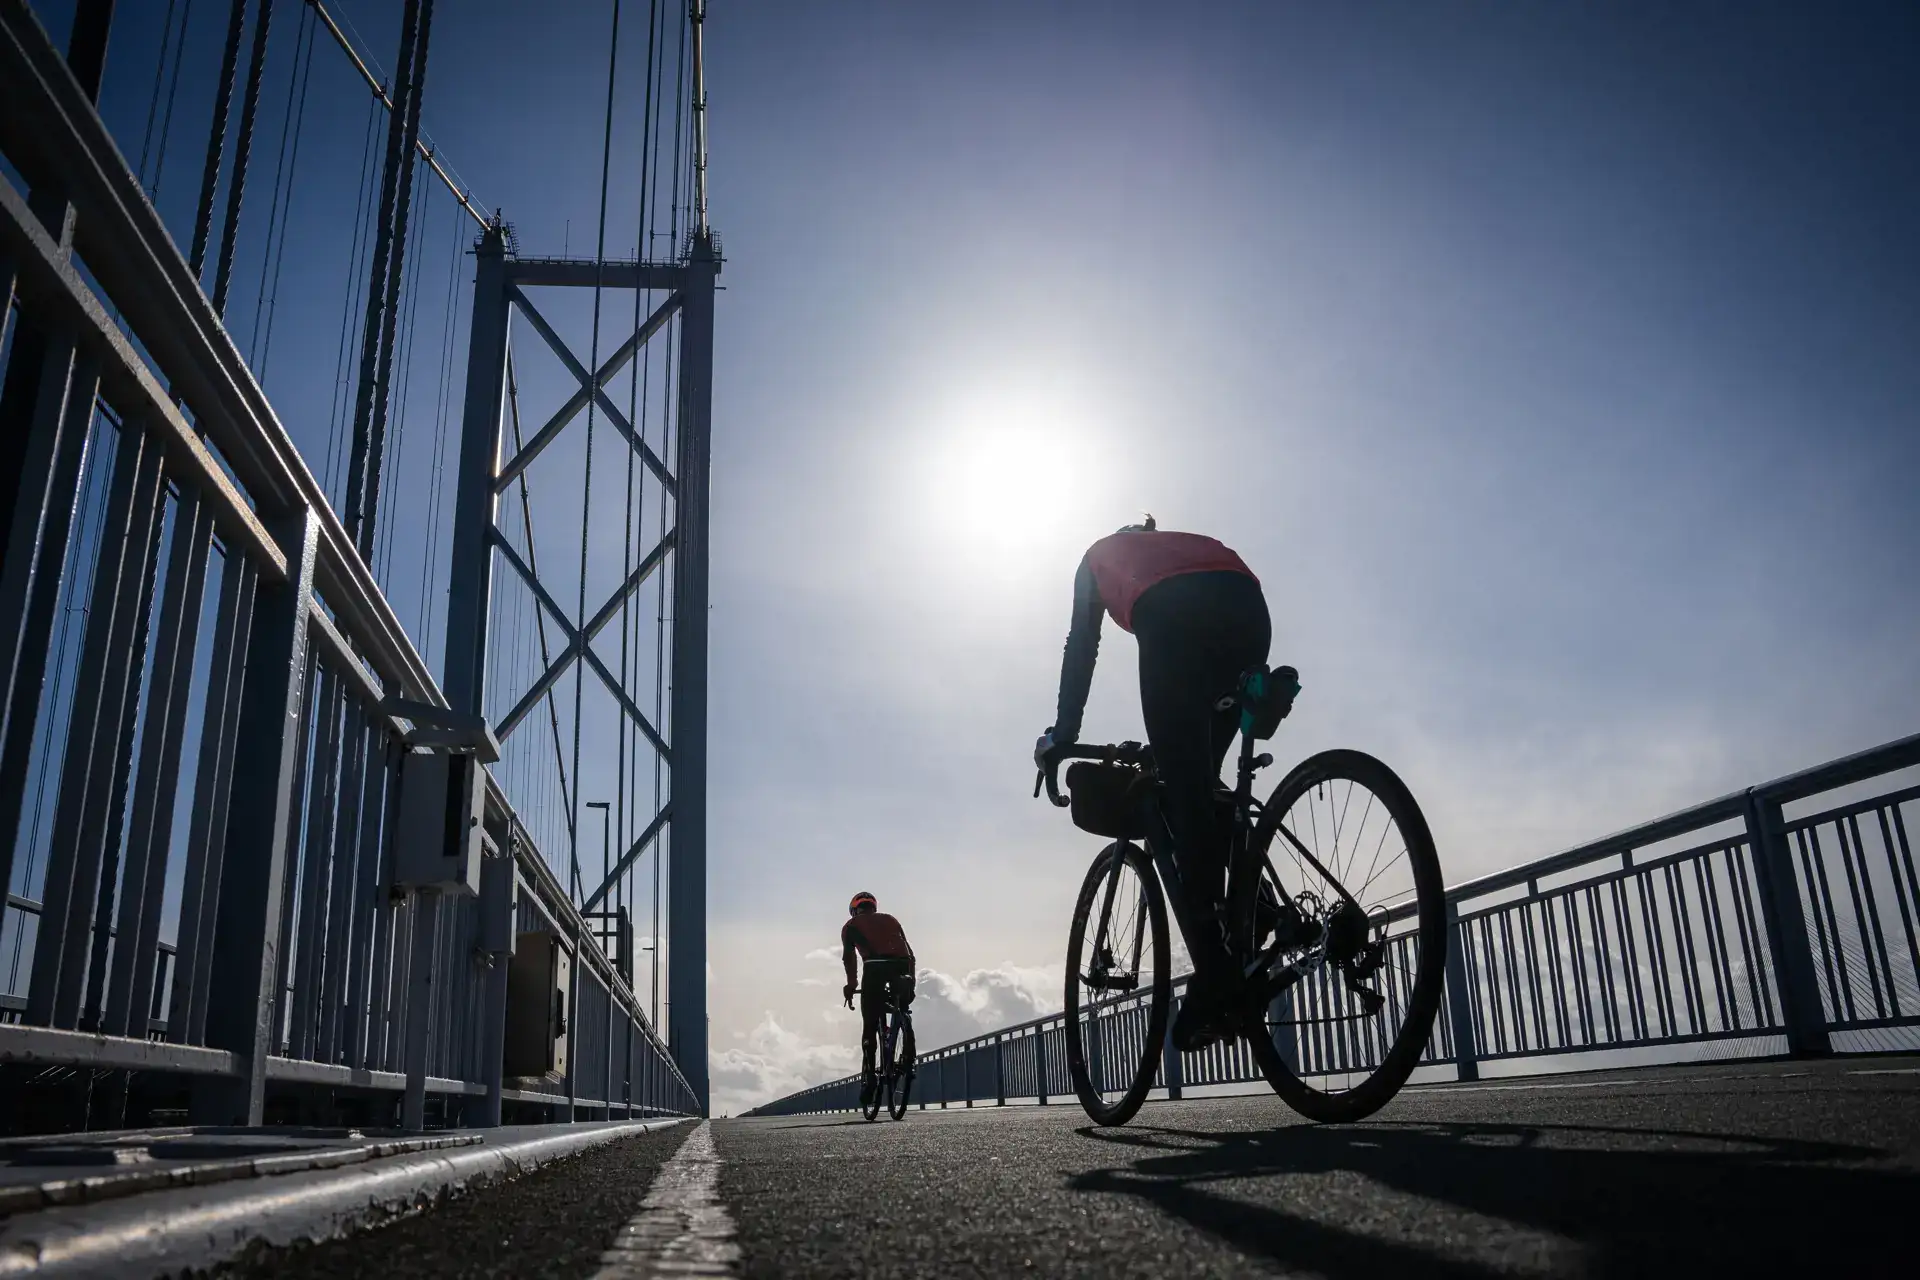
[
  {"left": 323, "top": 95, "right": 383, "bottom": 506},
  {"left": 504, "top": 348, "right": 578, "bottom": 850},
  {"left": 569, "top": 0, "right": 627, "bottom": 908},
  {"left": 616, "top": 0, "right": 666, "bottom": 969},
  {"left": 145, "top": 5, "right": 197, "bottom": 202},
  {"left": 187, "top": 0, "right": 249, "bottom": 281},
  {"left": 303, "top": 0, "right": 486, "bottom": 226},
  {"left": 345, "top": 0, "right": 424, "bottom": 556},
  {"left": 416, "top": 198, "right": 465, "bottom": 657},
  {"left": 362, "top": 2, "right": 437, "bottom": 565},
  {"left": 135, "top": 0, "right": 184, "bottom": 190},
  {"left": 376, "top": 153, "right": 434, "bottom": 587},
  {"left": 211, "top": 0, "right": 275, "bottom": 316},
  {"left": 251, "top": 0, "right": 317, "bottom": 369}
]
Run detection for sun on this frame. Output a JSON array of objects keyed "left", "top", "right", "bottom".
[{"left": 907, "top": 378, "right": 1126, "bottom": 576}]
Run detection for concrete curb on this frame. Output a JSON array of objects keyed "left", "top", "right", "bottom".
[{"left": 0, "top": 1118, "right": 695, "bottom": 1278}]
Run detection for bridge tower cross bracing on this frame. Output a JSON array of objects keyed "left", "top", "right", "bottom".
[{"left": 443, "top": 222, "right": 720, "bottom": 1112}]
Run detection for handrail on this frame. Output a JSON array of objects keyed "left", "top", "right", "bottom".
[{"left": 752, "top": 730, "right": 1920, "bottom": 1114}]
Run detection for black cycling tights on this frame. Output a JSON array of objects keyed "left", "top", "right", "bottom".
[{"left": 1132, "top": 570, "right": 1272, "bottom": 933}]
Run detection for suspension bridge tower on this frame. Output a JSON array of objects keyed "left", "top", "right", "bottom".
[{"left": 440, "top": 5, "right": 720, "bottom": 1111}]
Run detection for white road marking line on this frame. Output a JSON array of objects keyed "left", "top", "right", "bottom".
[
  {"left": 1849, "top": 1067, "right": 1920, "bottom": 1076},
  {"left": 594, "top": 1120, "right": 739, "bottom": 1278}
]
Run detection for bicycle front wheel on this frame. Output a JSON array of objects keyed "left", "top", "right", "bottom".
[
  {"left": 1064, "top": 840, "right": 1170, "bottom": 1126},
  {"left": 1245, "top": 749, "right": 1447, "bottom": 1123}
]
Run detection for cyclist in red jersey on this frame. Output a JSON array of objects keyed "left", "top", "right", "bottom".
[
  {"left": 842, "top": 891, "right": 916, "bottom": 1106},
  {"left": 1035, "top": 517, "right": 1273, "bottom": 1049}
]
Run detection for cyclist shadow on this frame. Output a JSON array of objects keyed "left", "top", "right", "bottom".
[{"left": 1069, "top": 1115, "right": 1914, "bottom": 1276}]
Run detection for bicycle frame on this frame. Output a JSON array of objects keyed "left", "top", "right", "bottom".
[{"left": 1076, "top": 717, "right": 1349, "bottom": 993}]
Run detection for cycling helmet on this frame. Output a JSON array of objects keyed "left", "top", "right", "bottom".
[{"left": 849, "top": 891, "right": 877, "bottom": 915}]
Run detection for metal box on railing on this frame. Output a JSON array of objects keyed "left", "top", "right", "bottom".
[
  {"left": 504, "top": 930, "right": 571, "bottom": 1080},
  {"left": 392, "top": 749, "right": 485, "bottom": 894}
]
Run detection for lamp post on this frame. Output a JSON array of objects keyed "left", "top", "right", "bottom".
[{"left": 585, "top": 801, "right": 611, "bottom": 955}]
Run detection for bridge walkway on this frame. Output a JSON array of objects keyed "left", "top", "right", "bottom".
[{"left": 197, "top": 1053, "right": 1916, "bottom": 1277}]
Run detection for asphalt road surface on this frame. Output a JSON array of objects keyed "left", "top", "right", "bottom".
[{"left": 225, "top": 1055, "right": 1920, "bottom": 1277}]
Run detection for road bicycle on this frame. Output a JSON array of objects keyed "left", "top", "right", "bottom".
[
  {"left": 1035, "top": 664, "right": 1446, "bottom": 1126},
  {"left": 848, "top": 981, "right": 916, "bottom": 1122}
]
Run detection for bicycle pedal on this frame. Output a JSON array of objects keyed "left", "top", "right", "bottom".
[{"left": 1346, "top": 981, "right": 1386, "bottom": 1016}]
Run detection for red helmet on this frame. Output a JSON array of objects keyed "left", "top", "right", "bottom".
[{"left": 848, "top": 891, "right": 877, "bottom": 915}]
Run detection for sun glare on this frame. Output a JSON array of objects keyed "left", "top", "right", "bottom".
[{"left": 911, "top": 383, "right": 1121, "bottom": 575}]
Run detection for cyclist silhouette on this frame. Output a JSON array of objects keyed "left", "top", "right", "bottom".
[
  {"left": 842, "top": 891, "right": 916, "bottom": 1107},
  {"left": 1036, "top": 517, "right": 1272, "bottom": 1048}
]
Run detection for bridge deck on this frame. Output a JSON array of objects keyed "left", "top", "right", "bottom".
[{"left": 201, "top": 1054, "right": 1916, "bottom": 1276}]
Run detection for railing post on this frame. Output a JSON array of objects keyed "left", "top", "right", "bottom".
[
  {"left": 994, "top": 1034, "right": 1005, "bottom": 1105},
  {"left": 1443, "top": 898, "right": 1480, "bottom": 1081},
  {"left": 196, "top": 506, "right": 320, "bottom": 1125},
  {"left": 1035, "top": 1027, "right": 1047, "bottom": 1105},
  {"left": 1744, "top": 791, "right": 1831, "bottom": 1056},
  {"left": 1162, "top": 995, "right": 1184, "bottom": 1101},
  {"left": 476, "top": 839, "right": 515, "bottom": 1126}
]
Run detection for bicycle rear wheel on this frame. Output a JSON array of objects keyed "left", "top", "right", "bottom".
[
  {"left": 1064, "top": 840, "right": 1170, "bottom": 1126},
  {"left": 1244, "top": 749, "right": 1446, "bottom": 1122},
  {"left": 886, "top": 1019, "right": 915, "bottom": 1120}
]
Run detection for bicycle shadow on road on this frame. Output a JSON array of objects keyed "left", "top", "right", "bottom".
[{"left": 1069, "top": 1119, "right": 1914, "bottom": 1277}]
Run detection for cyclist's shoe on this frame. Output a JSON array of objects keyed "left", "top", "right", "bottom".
[
  {"left": 859, "top": 1072, "right": 878, "bottom": 1107},
  {"left": 1171, "top": 984, "right": 1231, "bottom": 1053}
]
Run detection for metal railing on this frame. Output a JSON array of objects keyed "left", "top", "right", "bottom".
[
  {"left": 751, "top": 733, "right": 1920, "bottom": 1116},
  {"left": 0, "top": 3, "right": 695, "bottom": 1126}
]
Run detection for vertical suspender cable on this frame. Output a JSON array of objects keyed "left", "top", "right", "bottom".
[
  {"left": 361, "top": 1, "right": 437, "bottom": 563},
  {"left": 571, "top": 0, "right": 626, "bottom": 907},
  {"left": 616, "top": 0, "right": 664, "bottom": 985},
  {"left": 252, "top": 0, "right": 318, "bottom": 370},
  {"left": 146, "top": 1, "right": 196, "bottom": 198},
  {"left": 345, "top": 0, "right": 422, "bottom": 556},
  {"left": 188, "top": 0, "right": 249, "bottom": 281},
  {"left": 690, "top": 0, "right": 708, "bottom": 238},
  {"left": 136, "top": 0, "right": 183, "bottom": 189},
  {"left": 211, "top": 0, "right": 274, "bottom": 315},
  {"left": 325, "top": 97, "right": 383, "bottom": 504}
]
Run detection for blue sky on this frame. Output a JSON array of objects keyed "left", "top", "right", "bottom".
[{"left": 23, "top": 0, "right": 1920, "bottom": 1113}]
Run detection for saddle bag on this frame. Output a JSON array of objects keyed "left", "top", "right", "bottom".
[{"left": 1066, "top": 761, "right": 1150, "bottom": 840}]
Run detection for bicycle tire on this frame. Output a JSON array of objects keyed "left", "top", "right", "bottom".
[
  {"left": 887, "top": 1019, "right": 915, "bottom": 1120},
  {"left": 1064, "top": 840, "right": 1170, "bottom": 1127},
  {"left": 1245, "top": 749, "right": 1447, "bottom": 1123}
]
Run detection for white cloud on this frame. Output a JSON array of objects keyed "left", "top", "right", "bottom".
[
  {"left": 710, "top": 1012, "right": 860, "bottom": 1119},
  {"left": 908, "top": 961, "right": 1063, "bottom": 1052},
  {"left": 714, "top": 959, "right": 1064, "bottom": 1115}
]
